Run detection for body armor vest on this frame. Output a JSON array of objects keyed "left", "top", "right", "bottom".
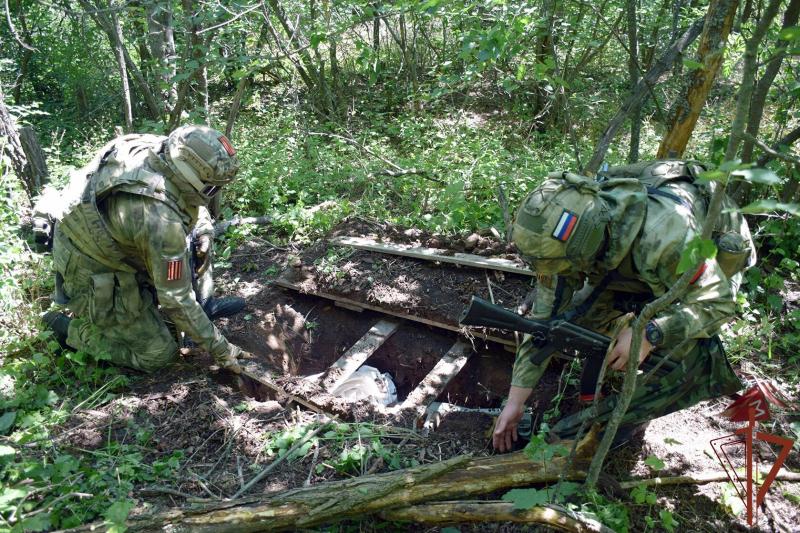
[{"left": 57, "top": 135, "right": 193, "bottom": 272}]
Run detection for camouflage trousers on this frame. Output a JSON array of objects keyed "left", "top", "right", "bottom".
[
  {"left": 550, "top": 336, "right": 742, "bottom": 438},
  {"left": 52, "top": 227, "right": 212, "bottom": 372},
  {"left": 528, "top": 289, "right": 743, "bottom": 439}
]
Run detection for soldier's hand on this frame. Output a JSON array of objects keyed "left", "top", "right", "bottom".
[
  {"left": 493, "top": 401, "right": 524, "bottom": 452},
  {"left": 606, "top": 327, "right": 653, "bottom": 371},
  {"left": 215, "top": 344, "right": 250, "bottom": 374},
  {"left": 195, "top": 233, "right": 213, "bottom": 276}
]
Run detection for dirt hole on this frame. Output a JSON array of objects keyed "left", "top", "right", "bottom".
[{"left": 226, "top": 290, "right": 521, "bottom": 408}]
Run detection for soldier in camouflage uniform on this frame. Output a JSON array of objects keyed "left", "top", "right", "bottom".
[
  {"left": 494, "top": 161, "right": 756, "bottom": 451},
  {"left": 41, "top": 125, "right": 249, "bottom": 374}
]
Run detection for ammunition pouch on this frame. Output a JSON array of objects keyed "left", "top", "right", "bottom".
[{"left": 714, "top": 231, "right": 751, "bottom": 279}]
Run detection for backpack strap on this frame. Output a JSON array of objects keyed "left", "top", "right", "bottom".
[{"left": 645, "top": 185, "right": 693, "bottom": 210}]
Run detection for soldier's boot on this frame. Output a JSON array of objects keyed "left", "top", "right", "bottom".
[
  {"left": 42, "top": 311, "right": 71, "bottom": 350},
  {"left": 202, "top": 296, "right": 245, "bottom": 320}
]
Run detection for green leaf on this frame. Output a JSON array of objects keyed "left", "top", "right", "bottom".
[
  {"left": 682, "top": 58, "right": 703, "bottom": 70},
  {"left": 501, "top": 488, "right": 549, "bottom": 510},
  {"left": 0, "top": 444, "right": 16, "bottom": 462},
  {"left": 631, "top": 484, "right": 648, "bottom": 504},
  {"left": 778, "top": 26, "right": 800, "bottom": 41},
  {"left": 696, "top": 169, "right": 726, "bottom": 182},
  {"left": 738, "top": 200, "right": 800, "bottom": 216},
  {"left": 677, "top": 237, "right": 717, "bottom": 274},
  {"left": 104, "top": 500, "right": 134, "bottom": 529},
  {"left": 644, "top": 455, "right": 665, "bottom": 471},
  {"left": 663, "top": 437, "right": 683, "bottom": 445},
  {"left": 20, "top": 513, "right": 51, "bottom": 532},
  {"left": 0, "top": 487, "right": 28, "bottom": 510},
  {"left": 659, "top": 509, "right": 678, "bottom": 532},
  {"left": 719, "top": 159, "right": 746, "bottom": 172},
  {"left": 731, "top": 168, "right": 780, "bottom": 184},
  {"left": 699, "top": 238, "right": 718, "bottom": 260},
  {"left": 0, "top": 411, "right": 16, "bottom": 433},
  {"left": 553, "top": 481, "right": 581, "bottom": 501}
]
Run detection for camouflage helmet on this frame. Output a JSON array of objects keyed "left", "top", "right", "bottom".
[
  {"left": 512, "top": 172, "right": 609, "bottom": 275},
  {"left": 164, "top": 125, "right": 239, "bottom": 201}
]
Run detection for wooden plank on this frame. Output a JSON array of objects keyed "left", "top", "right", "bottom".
[
  {"left": 399, "top": 341, "right": 473, "bottom": 415},
  {"left": 329, "top": 236, "right": 534, "bottom": 277},
  {"left": 273, "top": 278, "right": 515, "bottom": 347},
  {"left": 319, "top": 319, "right": 401, "bottom": 392},
  {"left": 334, "top": 301, "right": 364, "bottom": 313}
]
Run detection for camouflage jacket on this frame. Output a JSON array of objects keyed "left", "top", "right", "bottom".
[
  {"left": 55, "top": 135, "right": 232, "bottom": 359},
  {"left": 511, "top": 178, "right": 755, "bottom": 388}
]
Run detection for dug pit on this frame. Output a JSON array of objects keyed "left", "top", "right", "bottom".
[{"left": 219, "top": 219, "right": 576, "bottom": 434}]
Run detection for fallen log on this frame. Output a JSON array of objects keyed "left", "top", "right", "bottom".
[
  {"left": 618, "top": 469, "right": 800, "bottom": 489},
  {"left": 65, "top": 429, "right": 599, "bottom": 532},
  {"left": 381, "top": 501, "right": 614, "bottom": 533},
  {"left": 214, "top": 215, "right": 272, "bottom": 236}
]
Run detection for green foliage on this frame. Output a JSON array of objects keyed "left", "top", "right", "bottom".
[
  {"left": 677, "top": 236, "right": 717, "bottom": 275},
  {"left": 726, "top": 216, "right": 800, "bottom": 365},
  {"left": 264, "top": 421, "right": 418, "bottom": 475},
  {"left": 501, "top": 487, "right": 550, "bottom": 509},
  {"left": 643, "top": 455, "right": 665, "bottom": 471}
]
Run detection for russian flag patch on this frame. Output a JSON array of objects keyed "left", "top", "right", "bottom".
[{"left": 552, "top": 209, "right": 579, "bottom": 242}]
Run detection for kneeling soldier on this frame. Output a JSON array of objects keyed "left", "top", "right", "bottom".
[
  {"left": 494, "top": 161, "right": 756, "bottom": 451},
  {"left": 40, "top": 125, "right": 248, "bottom": 373}
]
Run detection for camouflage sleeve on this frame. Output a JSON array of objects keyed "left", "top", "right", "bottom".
[
  {"left": 510, "top": 274, "right": 579, "bottom": 388},
  {"left": 138, "top": 201, "right": 234, "bottom": 360},
  {"left": 194, "top": 206, "right": 215, "bottom": 238},
  {"left": 648, "top": 228, "right": 737, "bottom": 348}
]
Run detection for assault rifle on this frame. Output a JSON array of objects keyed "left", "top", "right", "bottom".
[{"left": 459, "top": 296, "right": 677, "bottom": 400}]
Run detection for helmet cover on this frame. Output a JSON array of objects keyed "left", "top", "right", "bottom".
[
  {"left": 165, "top": 125, "right": 240, "bottom": 200},
  {"left": 512, "top": 174, "right": 608, "bottom": 274}
]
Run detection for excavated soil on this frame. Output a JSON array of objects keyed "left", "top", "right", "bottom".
[
  {"left": 277, "top": 219, "right": 532, "bottom": 328},
  {"left": 53, "top": 218, "right": 800, "bottom": 531}
]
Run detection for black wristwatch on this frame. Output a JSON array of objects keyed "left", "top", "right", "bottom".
[{"left": 645, "top": 320, "right": 664, "bottom": 347}]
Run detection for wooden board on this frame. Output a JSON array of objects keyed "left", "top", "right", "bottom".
[
  {"left": 319, "top": 319, "right": 401, "bottom": 392},
  {"left": 330, "top": 236, "right": 534, "bottom": 277},
  {"left": 399, "top": 341, "right": 473, "bottom": 416},
  {"left": 273, "top": 278, "right": 516, "bottom": 348}
]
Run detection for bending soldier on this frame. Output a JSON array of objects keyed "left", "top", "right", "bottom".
[
  {"left": 494, "top": 161, "right": 756, "bottom": 451},
  {"left": 40, "top": 125, "right": 248, "bottom": 373}
]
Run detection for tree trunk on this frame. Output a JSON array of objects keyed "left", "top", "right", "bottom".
[
  {"left": 266, "top": 0, "right": 334, "bottom": 116},
  {"left": 657, "top": 0, "right": 739, "bottom": 159},
  {"left": 583, "top": 17, "right": 705, "bottom": 175},
  {"left": 65, "top": 429, "right": 599, "bottom": 532},
  {"left": 111, "top": 5, "right": 134, "bottom": 131},
  {"left": 18, "top": 126, "right": 48, "bottom": 189},
  {"left": 723, "top": 0, "right": 782, "bottom": 161},
  {"left": 147, "top": 0, "right": 178, "bottom": 111},
  {"left": 0, "top": 81, "right": 40, "bottom": 201},
  {"left": 11, "top": 0, "right": 33, "bottom": 105},
  {"left": 372, "top": 3, "right": 380, "bottom": 52},
  {"left": 757, "top": 125, "right": 800, "bottom": 167},
  {"left": 627, "top": 0, "right": 641, "bottom": 163},
  {"left": 741, "top": 0, "right": 800, "bottom": 163},
  {"left": 78, "top": 0, "right": 163, "bottom": 121},
  {"left": 381, "top": 501, "right": 614, "bottom": 532}
]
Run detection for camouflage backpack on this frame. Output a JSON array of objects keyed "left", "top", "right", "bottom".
[{"left": 597, "top": 160, "right": 756, "bottom": 278}]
